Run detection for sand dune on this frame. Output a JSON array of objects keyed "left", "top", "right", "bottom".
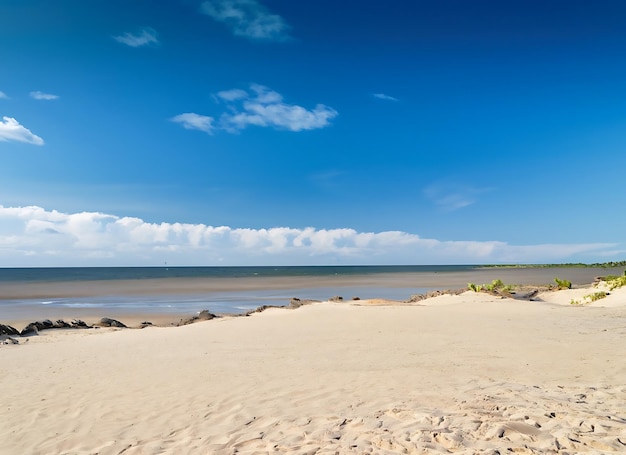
[{"left": 1, "top": 285, "right": 625, "bottom": 454}]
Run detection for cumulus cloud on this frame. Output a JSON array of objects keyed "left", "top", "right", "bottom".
[
  {"left": 0, "top": 205, "right": 618, "bottom": 266},
  {"left": 0, "top": 117, "right": 44, "bottom": 145},
  {"left": 113, "top": 27, "right": 159, "bottom": 47},
  {"left": 170, "top": 113, "right": 215, "bottom": 134},
  {"left": 0, "top": 91, "right": 8, "bottom": 99},
  {"left": 174, "top": 85, "right": 337, "bottom": 134},
  {"left": 217, "top": 84, "right": 338, "bottom": 132},
  {"left": 200, "top": 0, "right": 290, "bottom": 41},
  {"left": 30, "top": 91, "right": 59, "bottom": 100},
  {"left": 373, "top": 93, "right": 398, "bottom": 101}
]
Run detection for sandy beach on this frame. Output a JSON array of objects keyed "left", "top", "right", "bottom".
[{"left": 1, "top": 274, "right": 625, "bottom": 454}]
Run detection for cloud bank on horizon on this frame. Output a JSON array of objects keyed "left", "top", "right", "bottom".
[{"left": 0, "top": 205, "right": 618, "bottom": 267}]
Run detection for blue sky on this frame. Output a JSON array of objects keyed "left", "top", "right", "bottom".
[{"left": 1, "top": 0, "right": 625, "bottom": 266}]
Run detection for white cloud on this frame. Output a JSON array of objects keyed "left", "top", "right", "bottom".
[
  {"left": 0, "top": 205, "right": 618, "bottom": 266},
  {"left": 373, "top": 93, "right": 398, "bottom": 101},
  {"left": 170, "top": 113, "right": 215, "bottom": 134},
  {"left": 218, "top": 84, "right": 338, "bottom": 132},
  {"left": 0, "top": 117, "right": 44, "bottom": 145},
  {"left": 30, "top": 91, "right": 59, "bottom": 100},
  {"left": 215, "top": 88, "right": 249, "bottom": 101},
  {"left": 200, "top": 0, "right": 291, "bottom": 41},
  {"left": 113, "top": 27, "right": 159, "bottom": 47},
  {"left": 0, "top": 91, "right": 8, "bottom": 99},
  {"left": 424, "top": 181, "right": 493, "bottom": 211}
]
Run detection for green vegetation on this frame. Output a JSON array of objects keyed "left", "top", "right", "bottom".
[
  {"left": 554, "top": 277, "right": 572, "bottom": 290},
  {"left": 571, "top": 291, "right": 608, "bottom": 305},
  {"left": 568, "top": 270, "right": 625, "bottom": 304},
  {"left": 602, "top": 275, "right": 621, "bottom": 281},
  {"left": 481, "top": 260, "right": 626, "bottom": 269},
  {"left": 606, "top": 271, "right": 626, "bottom": 290},
  {"left": 468, "top": 279, "right": 514, "bottom": 294},
  {"left": 586, "top": 291, "right": 608, "bottom": 301}
]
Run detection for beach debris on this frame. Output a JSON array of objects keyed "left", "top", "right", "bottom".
[
  {"left": 177, "top": 309, "right": 217, "bottom": 326},
  {"left": 97, "top": 318, "right": 128, "bottom": 328},
  {"left": 329, "top": 296, "right": 344, "bottom": 302},
  {"left": 139, "top": 321, "right": 153, "bottom": 328},
  {"left": 517, "top": 289, "right": 539, "bottom": 300}
]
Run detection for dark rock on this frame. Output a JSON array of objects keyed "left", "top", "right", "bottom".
[
  {"left": 71, "top": 319, "right": 90, "bottom": 328},
  {"left": 0, "top": 324, "right": 20, "bottom": 337},
  {"left": 20, "top": 323, "right": 39, "bottom": 336},
  {"left": 289, "top": 298, "right": 319, "bottom": 309},
  {"left": 351, "top": 296, "right": 361, "bottom": 301},
  {"left": 98, "top": 318, "right": 127, "bottom": 328},
  {"left": 19, "top": 319, "right": 91, "bottom": 336},
  {"left": 329, "top": 296, "right": 344, "bottom": 302},
  {"left": 245, "top": 305, "right": 283, "bottom": 316},
  {"left": 178, "top": 310, "right": 217, "bottom": 326},
  {"left": 197, "top": 310, "right": 216, "bottom": 321},
  {"left": 407, "top": 289, "right": 465, "bottom": 303}
]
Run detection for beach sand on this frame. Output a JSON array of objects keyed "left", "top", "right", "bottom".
[{"left": 1, "top": 279, "right": 625, "bottom": 454}]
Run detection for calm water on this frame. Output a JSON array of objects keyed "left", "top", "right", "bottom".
[
  {"left": 0, "top": 265, "right": 476, "bottom": 283},
  {"left": 0, "top": 265, "right": 617, "bottom": 319},
  {"left": 0, "top": 265, "right": 477, "bottom": 317}
]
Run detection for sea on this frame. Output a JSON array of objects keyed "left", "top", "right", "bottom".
[{"left": 0, "top": 265, "right": 475, "bottom": 317}]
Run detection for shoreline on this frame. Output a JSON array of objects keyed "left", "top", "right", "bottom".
[{"left": 1, "top": 266, "right": 623, "bottom": 330}]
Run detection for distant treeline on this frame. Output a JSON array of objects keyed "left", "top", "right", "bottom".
[{"left": 482, "top": 261, "right": 626, "bottom": 269}]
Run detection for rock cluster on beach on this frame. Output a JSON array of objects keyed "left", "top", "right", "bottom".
[
  {"left": 2, "top": 294, "right": 370, "bottom": 344},
  {"left": 0, "top": 317, "right": 131, "bottom": 345}
]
